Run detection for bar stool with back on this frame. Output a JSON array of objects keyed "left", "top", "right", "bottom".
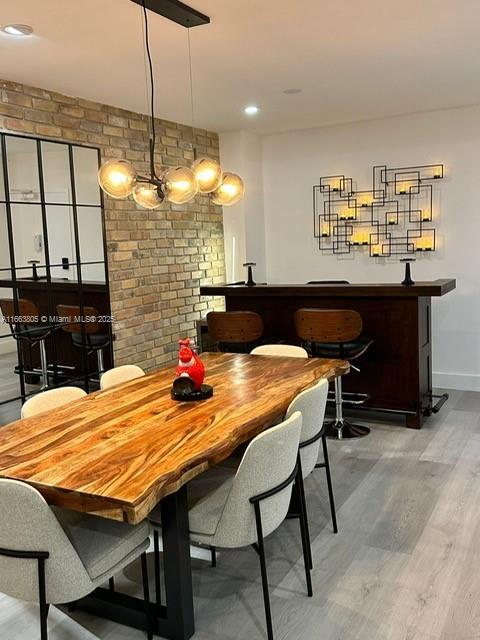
[
  {"left": 0, "top": 298, "right": 56, "bottom": 391},
  {"left": 294, "top": 308, "right": 373, "bottom": 439},
  {"left": 206, "top": 311, "right": 264, "bottom": 353},
  {"left": 56, "top": 304, "right": 111, "bottom": 380}
]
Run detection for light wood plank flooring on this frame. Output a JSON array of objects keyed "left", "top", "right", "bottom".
[
  {"left": 0, "top": 351, "right": 37, "bottom": 424},
  {"left": 0, "top": 389, "right": 479, "bottom": 639}
]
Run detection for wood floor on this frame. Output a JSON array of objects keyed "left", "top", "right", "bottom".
[
  {"left": 0, "top": 351, "right": 37, "bottom": 424},
  {"left": 0, "top": 388, "right": 479, "bottom": 639}
]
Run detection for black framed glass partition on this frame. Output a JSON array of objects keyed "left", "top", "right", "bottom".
[{"left": 0, "top": 133, "right": 113, "bottom": 412}]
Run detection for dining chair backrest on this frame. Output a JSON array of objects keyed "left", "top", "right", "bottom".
[
  {"left": 100, "top": 365, "right": 146, "bottom": 390},
  {"left": 251, "top": 344, "right": 308, "bottom": 358},
  {"left": 285, "top": 379, "right": 329, "bottom": 478},
  {"left": 21, "top": 387, "right": 87, "bottom": 419},
  {"left": 213, "top": 411, "right": 302, "bottom": 548},
  {"left": 0, "top": 479, "right": 93, "bottom": 603}
]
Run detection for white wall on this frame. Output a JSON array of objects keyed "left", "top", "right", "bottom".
[
  {"left": 222, "top": 105, "right": 480, "bottom": 391},
  {"left": 220, "top": 131, "right": 266, "bottom": 283}
]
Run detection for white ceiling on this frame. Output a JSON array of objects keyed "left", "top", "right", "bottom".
[{"left": 1, "top": 0, "right": 480, "bottom": 134}]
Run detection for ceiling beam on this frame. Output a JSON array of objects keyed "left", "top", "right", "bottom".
[{"left": 129, "top": 0, "right": 210, "bottom": 27}]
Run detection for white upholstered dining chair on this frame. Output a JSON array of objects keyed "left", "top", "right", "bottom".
[
  {"left": 250, "top": 344, "right": 309, "bottom": 358},
  {"left": 100, "top": 364, "right": 146, "bottom": 390},
  {"left": 252, "top": 346, "right": 338, "bottom": 545},
  {"left": 150, "top": 411, "right": 311, "bottom": 640},
  {"left": 0, "top": 479, "right": 153, "bottom": 640},
  {"left": 21, "top": 387, "right": 87, "bottom": 419},
  {"left": 285, "top": 379, "right": 337, "bottom": 573}
]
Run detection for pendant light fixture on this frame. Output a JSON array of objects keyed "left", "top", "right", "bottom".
[
  {"left": 98, "top": 0, "right": 245, "bottom": 209},
  {"left": 186, "top": 29, "right": 245, "bottom": 205},
  {"left": 210, "top": 172, "right": 245, "bottom": 206}
]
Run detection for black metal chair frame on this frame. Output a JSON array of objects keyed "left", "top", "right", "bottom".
[
  {"left": 284, "top": 426, "right": 338, "bottom": 574},
  {"left": 0, "top": 546, "right": 50, "bottom": 639},
  {"left": 0, "top": 546, "right": 153, "bottom": 640},
  {"left": 299, "top": 427, "right": 338, "bottom": 536},
  {"left": 249, "top": 457, "right": 312, "bottom": 640},
  {"left": 152, "top": 457, "right": 313, "bottom": 640}
]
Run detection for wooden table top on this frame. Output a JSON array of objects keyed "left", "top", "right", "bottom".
[{"left": 0, "top": 353, "right": 348, "bottom": 524}]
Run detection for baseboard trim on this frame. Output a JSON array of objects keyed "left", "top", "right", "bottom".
[{"left": 433, "top": 372, "right": 480, "bottom": 392}]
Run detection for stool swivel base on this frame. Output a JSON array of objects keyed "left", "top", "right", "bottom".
[
  {"left": 325, "top": 419, "right": 370, "bottom": 439},
  {"left": 326, "top": 376, "right": 370, "bottom": 440}
]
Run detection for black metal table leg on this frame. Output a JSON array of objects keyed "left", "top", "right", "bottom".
[
  {"left": 160, "top": 485, "right": 195, "bottom": 640},
  {"left": 70, "top": 485, "right": 195, "bottom": 640}
]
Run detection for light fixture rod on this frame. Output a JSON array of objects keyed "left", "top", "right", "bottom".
[{"left": 129, "top": 0, "right": 210, "bottom": 27}]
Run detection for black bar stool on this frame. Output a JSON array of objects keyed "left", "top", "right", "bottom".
[
  {"left": 0, "top": 298, "right": 56, "bottom": 390},
  {"left": 206, "top": 311, "right": 264, "bottom": 353},
  {"left": 294, "top": 308, "right": 373, "bottom": 439},
  {"left": 56, "top": 304, "right": 110, "bottom": 377}
]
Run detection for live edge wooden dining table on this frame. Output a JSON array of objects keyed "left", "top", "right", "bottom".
[{"left": 0, "top": 352, "right": 348, "bottom": 640}]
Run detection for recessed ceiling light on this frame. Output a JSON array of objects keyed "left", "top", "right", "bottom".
[
  {"left": 283, "top": 88, "right": 302, "bottom": 95},
  {"left": 1, "top": 24, "right": 34, "bottom": 37},
  {"left": 244, "top": 105, "right": 259, "bottom": 116}
]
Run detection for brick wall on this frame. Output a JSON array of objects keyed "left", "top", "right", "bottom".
[{"left": 0, "top": 79, "right": 225, "bottom": 369}]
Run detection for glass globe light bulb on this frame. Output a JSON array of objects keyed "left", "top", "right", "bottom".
[
  {"left": 163, "top": 166, "right": 199, "bottom": 204},
  {"left": 132, "top": 183, "right": 164, "bottom": 210},
  {"left": 210, "top": 172, "right": 245, "bottom": 206},
  {"left": 191, "top": 157, "right": 223, "bottom": 193},
  {"left": 98, "top": 159, "right": 136, "bottom": 199}
]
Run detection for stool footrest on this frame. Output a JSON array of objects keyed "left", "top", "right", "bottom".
[
  {"left": 327, "top": 390, "right": 370, "bottom": 406},
  {"left": 431, "top": 392, "right": 449, "bottom": 414}
]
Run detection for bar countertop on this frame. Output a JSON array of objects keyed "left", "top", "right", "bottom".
[
  {"left": 200, "top": 278, "right": 456, "bottom": 298},
  {"left": 0, "top": 278, "right": 107, "bottom": 293}
]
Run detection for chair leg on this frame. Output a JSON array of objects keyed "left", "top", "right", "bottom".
[
  {"left": 322, "top": 435, "right": 338, "bottom": 534},
  {"left": 210, "top": 546, "right": 217, "bottom": 568},
  {"left": 253, "top": 503, "right": 274, "bottom": 640},
  {"left": 38, "top": 557, "right": 48, "bottom": 640},
  {"left": 141, "top": 552, "right": 153, "bottom": 640},
  {"left": 39, "top": 339, "right": 49, "bottom": 391},
  {"left": 294, "top": 472, "right": 313, "bottom": 597},
  {"left": 97, "top": 348, "right": 105, "bottom": 375},
  {"left": 153, "top": 529, "right": 162, "bottom": 609},
  {"left": 109, "top": 577, "right": 115, "bottom": 592},
  {"left": 296, "top": 460, "right": 313, "bottom": 571}
]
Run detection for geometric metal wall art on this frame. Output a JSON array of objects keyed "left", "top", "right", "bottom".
[{"left": 313, "top": 163, "right": 444, "bottom": 258}]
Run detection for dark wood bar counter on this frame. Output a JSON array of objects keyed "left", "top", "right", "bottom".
[
  {"left": 0, "top": 278, "right": 111, "bottom": 380},
  {"left": 200, "top": 279, "right": 456, "bottom": 428}
]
